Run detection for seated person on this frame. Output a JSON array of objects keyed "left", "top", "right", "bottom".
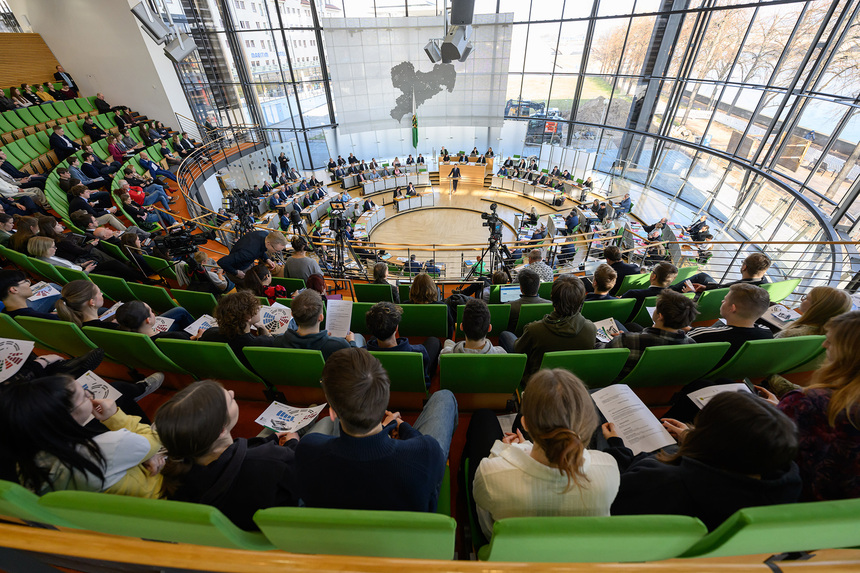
[
  {"left": 8, "top": 215, "right": 40, "bottom": 253},
  {"left": 607, "top": 391, "right": 800, "bottom": 531},
  {"left": 116, "top": 300, "right": 203, "bottom": 341},
  {"left": 642, "top": 217, "right": 668, "bottom": 233},
  {"left": 674, "top": 252, "right": 771, "bottom": 294},
  {"left": 497, "top": 166, "right": 509, "bottom": 177},
  {"left": 156, "top": 380, "right": 299, "bottom": 530},
  {"left": 392, "top": 186, "right": 403, "bottom": 199},
  {"left": 200, "top": 290, "right": 275, "bottom": 368},
  {"left": 0, "top": 269, "right": 61, "bottom": 319},
  {"left": 685, "top": 215, "right": 708, "bottom": 236},
  {"left": 621, "top": 262, "right": 678, "bottom": 320},
  {"left": 243, "top": 263, "right": 288, "bottom": 305},
  {"left": 585, "top": 264, "right": 618, "bottom": 301},
  {"left": 406, "top": 182, "right": 418, "bottom": 196},
  {"left": 362, "top": 197, "right": 376, "bottom": 211},
  {"left": 138, "top": 151, "right": 177, "bottom": 183},
  {"left": 408, "top": 273, "right": 454, "bottom": 338},
  {"left": 687, "top": 283, "right": 773, "bottom": 362},
  {"left": 441, "top": 298, "right": 506, "bottom": 354},
  {"left": 604, "top": 246, "right": 641, "bottom": 296},
  {"left": 372, "top": 261, "right": 399, "bottom": 303},
  {"left": 276, "top": 290, "right": 361, "bottom": 359},
  {"left": 614, "top": 193, "right": 631, "bottom": 215},
  {"left": 365, "top": 301, "right": 440, "bottom": 386},
  {"left": 467, "top": 369, "right": 619, "bottom": 541},
  {"left": 296, "top": 348, "right": 457, "bottom": 512},
  {"left": 564, "top": 210, "right": 579, "bottom": 235},
  {"left": 531, "top": 224, "right": 547, "bottom": 241},
  {"left": 458, "top": 153, "right": 468, "bottom": 163},
  {"left": 193, "top": 252, "right": 233, "bottom": 293},
  {"left": 500, "top": 276, "right": 596, "bottom": 379},
  {"left": 696, "top": 233, "right": 714, "bottom": 264},
  {"left": 690, "top": 224, "right": 710, "bottom": 243},
  {"left": 82, "top": 116, "right": 107, "bottom": 142},
  {"left": 525, "top": 248, "right": 553, "bottom": 282},
  {"left": 285, "top": 237, "right": 323, "bottom": 281},
  {"left": 507, "top": 268, "right": 550, "bottom": 331},
  {"left": 404, "top": 253, "right": 423, "bottom": 274},
  {"left": 605, "top": 290, "right": 698, "bottom": 380}
]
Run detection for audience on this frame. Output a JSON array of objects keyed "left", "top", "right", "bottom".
[
  {"left": 116, "top": 300, "right": 201, "bottom": 341},
  {"left": 372, "top": 261, "right": 399, "bottom": 303},
  {"left": 677, "top": 252, "right": 771, "bottom": 293},
  {"left": 688, "top": 283, "right": 773, "bottom": 361},
  {"left": 0, "top": 269, "right": 60, "bottom": 320},
  {"left": 275, "top": 289, "right": 359, "bottom": 359},
  {"left": 365, "top": 301, "right": 440, "bottom": 386},
  {"left": 621, "top": 261, "right": 678, "bottom": 320},
  {"left": 524, "top": 249, "right": 553, "bottom": 282},
  {"left": 441, "top": 298, "right": 506, "bottom": 355},
  {"left": 199, "top": 290, "right": 275, "bottom": 367},
  {"left": 506, "top": 268, "right": 550, "bottom": 331},
  {"left": 604, "top": 246, "right": 641, "bottom": 296},
  {"left": 585, "top": 264, "right": 618, "bottom": 301}
]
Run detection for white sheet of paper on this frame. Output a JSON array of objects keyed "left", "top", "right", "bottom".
[
  {"left": 592, "top": 384, "right": 675, "bottom": 455},
  {"left": 0, "top": 338, "right": 34, "bottom": 383},
  {"left": 76, "top": 371, "right": 123, "bottom": 425},
  {"left": 594, "top": 318, "right": 621, "bottom": 343},
  {"left": 688, "top": 383, "right": 751, "bottom": 409},
  {"left": 27, "top": 281, "right": 60, "bottom": 301},
  {"left": 260, "top": 305, "right": 293, "bottom": 335},
  {"left": 99, "top": 301, "right": 124, "bottom": 322},
  {"left": 255, "top": 402, "right": 327, "bottom": 432},
  {"left": 646, "top": 306, "right": 657, "bottom": 324},
  {"left": 324, "top": 299, "right": 353, "bottom": 338},
  {"left": 152, "top": 317, "right": 175, "bottom": 334},
  {"left": 185, "top": 314, "right": 217, "bottom": 335}
]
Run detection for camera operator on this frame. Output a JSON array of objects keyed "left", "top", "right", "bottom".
[{"left": 217, "top": 230, "right": 287, "bottom": 282}]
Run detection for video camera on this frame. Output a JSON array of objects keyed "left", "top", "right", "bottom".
[
  {"left": 328, "top": 200, "right": 350, "bottom": 233},
  {"left": 481, "top": 202, "right": 503, "bottom": 240},
  {"left": 154, "top": 222, "right": 207, "bottom": 258}
]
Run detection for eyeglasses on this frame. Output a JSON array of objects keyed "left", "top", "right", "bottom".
[{"left": 82, "top": 388, "right": 95, "bottom": 400}]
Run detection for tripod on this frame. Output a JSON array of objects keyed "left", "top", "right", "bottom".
[
  {"left": 330, "top": 225, "right": 368, "bottom": 280},
  {"left": 463, "top": 235, "right": 512, "bottom": 283}
]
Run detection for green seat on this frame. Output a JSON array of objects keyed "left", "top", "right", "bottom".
[
  {"left": 64, "top": 99, "right": 84, "bottom": 116},
  {"left": 142, "top": 254, "right": 178, "bottom": 281},
  {"left": 706, "top": 335, "right": 826, "bottom": 380},
  {"left": 0, "top": 480, "right": 72, "bottom": 527},
  {"left": 681, "top": 498, "right": 860, "bottom": 559},
  {"left": 761, "top": 278, "right": 802, "bottom": 303},
  {"left": 618, "top": 342, "right": 731, "bottom": 387},
  {"left": 88, "top": 273, "right": 136, "bottom": 302},
  {"left": 16, "top": 316, "right": 98, "bottom": 357},
  {"left": 172, "top": 289, "right": 217, "bottom": 318},
  {"left": 398, "top": 303, "right": 448, "bottom": 338},
  {"left": 40, "top": 102, "right": 61, "bottom": 121},
  {"left": 539, "top": 348, "right": 630, "bottom": 388},
  {"left": 630, "top": 293, "right": 695, "bottom": 327},
  {"left": 52, "top": 100, "right": 73, "bottom": 118},
  {"left": 156, "top": 339, "right": 264, "bottom": 384},
  {"left": 15, "top": 107, "right": 40, "bottom": 127},
  {"left": 25, "top": 257, "right": 67, "bottom": 284},
  {"left": 514, "top": 303, "right": 553, "bottom": 336},
  {"left": 82, "top": 326, "right": 190, "bottom": 374},
  {"left": 580, "top": 298, "right": 635, "bottom": 322},
  {"left": 398, "top": 284, "right": 411, "bottom": 302},
  {"left": 368, "top": 351, "right": 427, "bottom": 394},
  {"left": 0, "top": 314, "right": 54, "bottom": 351},
  {"left": 349, "top": 301, "right": 374, "bottom": 334},
  {"left": 28, "top": 105, "right": 50, "bottom": 125},
  {"left": 75, "top": 97, "right": 96, "bottom": 113},
  {"left": 39, "top": 490, "right": 273, "bottom": 551},
  {"left": 127, "top": 283, "right": 177, "bottom": 313},
  {"left": 670, "top": 265, "right": 700, "bottom": 285},
  {"left": 439, "top": 353, "right": 526, "bottom": 394},
  {"left": 270, "top": 276, "right": 305, "bottom": 293},
  {"left": 538, "top": 281, "right": 553, "bottom": 299},
  {"left": 455, "top": 303, "right": 511, "bottom": 339},
  {"left": 99, "top": 240, "right": 129, "bottom": 262},
  {"left": 478, "top": 515, "right": 708, "bottom": 562},
  {"left": 254, "top": 507, "right": 456, "bottom": 559},
  {"left": 243, "top": 347, "right": 325, "bottom": 388},
  {"left": 353, "top": 283, "right": 394, "bottom": 302},
  {"left": 615, "top": 272, "right": 649, "bottom": 296},
  {"left": 693, "top": 287, "right": 731, "bottom": 322}
]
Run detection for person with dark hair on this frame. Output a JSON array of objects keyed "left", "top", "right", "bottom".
[
  {"left": 621, "top": 261, "right": 678, "bottom": 320},
  {"left": 275, "top": 289, "right": 361, "bottom": 359},
  {"left": 138, "top": 151, "right": 177, "bottom": 183},
  {"left": 688, "top": 283, "right": 773, "bottom": 362},
  {"left": 0, "top": 213, "right": 14, "bottom": 245},
  {"left": 372, "top": 262, "right": 399, "bottom": 303},
  {"left": 407, "top": 273, "right": 454, "bottom": 338},
  {"left": 8, "top": 215, "right": 39, "bottom": 253},
  {"left": 0, "top": 149, "right": 47, "bottom": 190},
  {"left": 585, "top": 264, "right": 618, "bottom": 301},
  {"left": 243, "top": 263, "right": 288, "bottom": 304},
  {"left": 605, "top": 391, "right": 801, "bottom": 531},
  {"left": 365, "top": 301, "right": 440, "bottom": 386},
  {"left": 116, "top": 300, "right": 201, "bottom": 341},
  {"left": 465, "top": 369, "right": 619, "bottom": 541},
  {"left": 284, "top": 236, "right": 323, "bottom": 281},
  {"left": 296, "top": 347, "right": 457, "bottom": 512},
  {"left": 0, "top": 269, "right": 61, "bottom": 319},
  {"left": 49, "top": 125, "right": 81, "bottom": 161},
  {"left": 441, "top": 298, "right": 506, "bottom": 354},
  {"left": 674, "top": 252, "right": 772, "bottom": 294},
  {"left": 604, "top": 290, "right": 699, "bottom": 380},
  {"left": 82, "top": 116, "right": 107, "bottom": 142},
  {"left": 200, "top": 291, "right": 275, "bottom": 368},
  {"left": 155, "top": 380, "right": 299, "bottom": 530},
  {"left": 500, "top": 276, "right": 596, "bottom": 379},
  {"left": 507, "top": 268, "right": 550, "bottom": 331},
  {"left": 0, "top": 375, "right": 163, "bottom": 497}
]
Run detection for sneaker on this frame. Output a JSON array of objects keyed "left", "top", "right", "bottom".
[
  {"left": 134, "top": 372, "right": 164, "bottom": 401},
  {"left": 45, "top": 348, "right": 105, "bottom": 378}
]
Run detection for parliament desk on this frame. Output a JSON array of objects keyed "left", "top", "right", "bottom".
[
  {"left": 438, "top": 155, "right": 494, "bottom": 170},
  {"left": 360, "top": 172, "right": 430, "bottom": 195},
  {"left": 341, "top": 166, "right": 428, "bottom": 189},
  {"left": 354, "top": 206, "right": 386, "bottom": 239},
  {"left": 394, "top": 190, "right": 438, "bottom": 212},
  {"left": 439, "top": 161, "right": 486, "bottom": 183},
  {"left": 490, "top": 175, "right": 567, "bottom": 205},
  {"left": 298, "top": 190, "right": 338, "bottom": 226}
]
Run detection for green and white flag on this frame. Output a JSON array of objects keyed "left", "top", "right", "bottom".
[{"left": 411, "top": 88, "right": 418, "bottom": 149}]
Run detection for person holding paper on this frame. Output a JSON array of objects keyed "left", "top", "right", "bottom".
[
  {"left": 296, "top": 348, "right": 457, "bottom": 512},
  {"left": 155, "top": 380, "right": 300, "bottom": 530},
  {"left": 621, "top": 262, "right": 677, "bottom": 322},
  {"left": 585, "top": 264, "right": 618, "bottom": 301},
  {"left": 365, "top": 301, "right": 439, "bottom": 387},
  {"left": 275, "top": 289, "right": 361, "bottom": 360},
  {"left": 116, "top": 301, "right": 204, "bottom": 341},
  {"left": 200, "top": 291, "right": 276, "bottom": 368},
  {"left": 0, "top": 270, "right": 62, "bottom": 319},
  {"left": 604, "top": 290, "right": 699, "bottom": 380},
  {"left": 0, "top": 375, "right": 165, "bottom": 498},
  {"left": 605, "top": 391, "right": 801, "bottom": 531},
  {"left": 467, "top": 369, "right": 620, "bottom": 542},
  {"left": 441, "top": 299, "right": 506, "bottom": 355}
]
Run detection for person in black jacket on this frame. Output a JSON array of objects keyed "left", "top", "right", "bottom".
[
  {"left": 82, "top": 117, "right": 107, "bottom": 142},
  {"left": 621, "top": 262, "right": 677, "bottom": 322},
  {"left": 200, "top": 290, "right": 276, "bottom": 369},
  {"left": 217, "top": 230, "right": 287, "bottom": 281},
  {"left": 603, "top": 391, "right": 801, "bottom": 531},
  {"left": 604, "top": 245, "right": 642, "bottom": 296},
  {"left": 156, "top": 380, "right": 300, "bottom": 530},
  {"left": 54, "top": 65, "right": 78, "bottom": 94}
]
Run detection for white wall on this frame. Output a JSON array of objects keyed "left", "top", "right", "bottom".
[{"left": 7, "top": 0, "right": 193, "bottom": 127}]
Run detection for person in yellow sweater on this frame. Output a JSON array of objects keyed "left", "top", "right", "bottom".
[
  {"left": 0, "top": 375, "right": 163, "bottom": 498},
  {"left": 34, "top": 84, "right": 56, "bottom": 102}
]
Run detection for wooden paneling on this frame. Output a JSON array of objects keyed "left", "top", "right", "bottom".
[{"left": 0, "top": 33, "right": 60, "bottom": 88}]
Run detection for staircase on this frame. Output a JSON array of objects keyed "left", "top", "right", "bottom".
[{"left": 429, "top": 171, "right": 440, "bottom": 187}]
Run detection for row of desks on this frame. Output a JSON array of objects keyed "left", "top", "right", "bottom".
[
  {"left": 359, "top": 172, "right": 431, "bottom": 195},
  {"left": 341, "top": 166, "right": 429, "bottom": 189}
]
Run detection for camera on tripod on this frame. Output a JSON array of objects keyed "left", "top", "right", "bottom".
[
  {"left": 481, "top": 203, "right": 503, "bottom": 239},
  {"left": 222, "top": 189, "right": 256, "bottom": 237},
  {"left": 154, "top": 223, "right": 207, "bottom": 258}
]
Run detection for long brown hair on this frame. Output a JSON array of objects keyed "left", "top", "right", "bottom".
[
  {"left": 154, "top": 380, "right": 230, "bottom": 497},
  {"left": 784, "top": 287, "right": 851, "bottom": 336},
  {"left": 55, "top": 280, "right": 99, "bottom": 327},
  {"left": 521, "top": 369, "right": 597, "bottom": 491},
  {"left": 409, "top": 273, "right": 438, "bottom": 304},
  {"left": 9, "top": 216, "right": 39, "bottom": 252},
  {"left": 807, "top": 311, "right": 860, "bottom": 427}
]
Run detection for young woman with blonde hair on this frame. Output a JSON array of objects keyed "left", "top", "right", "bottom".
[{"left": 776, "top": 286, "right": 852, "bottom": 339}]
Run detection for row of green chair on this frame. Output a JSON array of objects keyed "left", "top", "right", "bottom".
[
  {"left": 3, "top": 479, "right": 858, "bottom": 562},
  {"left": 0, "top": 96, "right": 96, "bottom": 143}
]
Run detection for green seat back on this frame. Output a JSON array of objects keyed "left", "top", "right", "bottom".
[
  {"left": 540, "top": 348, "right": 630, "bottom": 388},
  {"left": 15, "top": 107, "right": 39, "bottom": 127},
  {"left": 618, "top": 342, "right": 731, "bottom": 388},
  {"left": 0, "top": 314, "right": 53, "bottom": 351},
  {"left": 4, "top": 140, "right": 32, "bottom": 164},
  {"left": 439, "top": 353, "right": 526, "bottom": 394},
  {"left": 368, "top": 351, "right": 427, "bottom": 394},
  {"left": 39, "top": 490, "right": 272, "bottom": 551},
  {"left": 694, "top": 287, "right": 731, "bottom": 322},
  {"left": 1, "top": 247, "right": 38, "bottom": 274},
  {"left": 682, "top": 498, "right": 860, "bottom": 559},
  {"left": 670, "top": 265, "right": 700, "bottom": 285},
  {"left": 16, "top": 316, "right": 98, "bottom": 357},
  {"left": 127, "top": 283, "right": 177, "bottom": 313},
  {"left": 398, "top": 303, "right": 448, "bottom": 338},
  {"left": 706, "top": 335, "right": 826, "bottom": 380},
  {"left": 25, "top": 133, "right": 49, "bottom": 154},
  {"left": 615, "top": 272, "right": 650, "bottom": 296},
  {"left": 488, "top": 285, "right": 501, "bottom": 304},
  {"left": 538, "top": 281, "right": 553, "bottom": 299},
  {"left": 0, "top": 114, "right": 15, "bottom": 133},
  {"left": 99, "top": 240, "right": 129, "bottom": 262},
  {"left": 52, "top": 100, "right": 72, "bottom": 117},
  {"left": 64, "top": 121, "right": 85, "bottom": 140},
  {"left": 40, "top": 102, "right": 61, "bottom": 120},
  {"left": 75, "top": 97, "right": 95, "bottom": 113},
  {"left": 398, "top": 284, "right": 411, "bottom": 302},
  {"left": 514, "top": 303, "right": 553, "bottom": 336},
  {"left": 88, "top": 274, "right": 136, "bottom": 302},
  {"left": 65, "top": 99, "right": 84, "bottom": 115},
  {"left": 243, "top": 347, "right": 325, "bottom": 388},
  {"left": 2, "top": 110, "right": 27, "bottom": 130},
  {"left": 28, "top": 105, "right": 50, "bottom": 124},
  {"left": 479, "top": 515, "right": 707, "bottom": 563},
  {"left": 353, "top": 283, "right": 394, "bottom": 303},
  {"left": 581, "top": 298, "right": 636, "bottom": 322},
  {"left": 142, "top": 254, "right": 178, "bottom": 281},
  {"left": 172, "top": 289, "right": 217, "bottom": 318},
  {"left": 455, "top": 303, "right": 511, "bottom": 339},
  {"left": 254, "top": 507, "right": 456, "bottom": 559},
  {"left": 761, "top": 278, "right": 802, "bottom": 304},
  {"left": 349, "top": 301, "right": 374, "bottom": 334},
  {"left": 82, "top": 326, "right": 190, "bottom": 374},
  {"left": 156, "top": 339, "right": 264, "bottom": 384},
  {"left": 27, "top": 257, "right": 68, "bottom": 284},
  {"left": 0, "top": 480, "right": 72, "bottom": 527}
]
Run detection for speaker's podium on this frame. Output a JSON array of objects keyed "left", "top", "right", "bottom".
[{"left": 447, "top": 173, "right": 460, "bottom": 195}]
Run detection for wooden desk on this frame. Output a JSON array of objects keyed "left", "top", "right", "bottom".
[{"left": 438, "top": 162, "right": 486, "bottom": 185}]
